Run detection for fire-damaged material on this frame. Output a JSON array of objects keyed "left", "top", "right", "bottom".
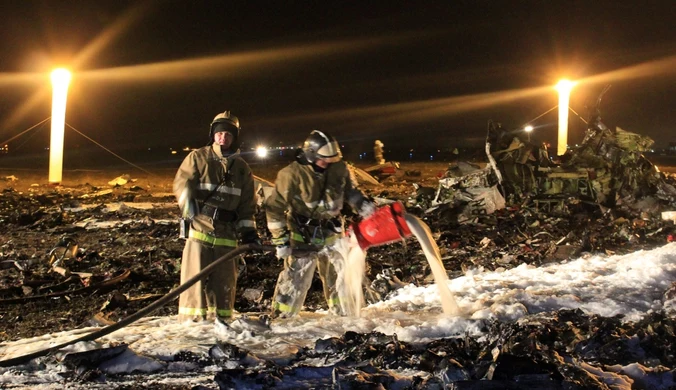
[
  {"left": 1, "top": 139, "right": 676, "bottom": 387},
  {"left": 487, "top": 86, "right": 676, "bottom": 217},
  {"left": 411, "top": 161, "right": 505, "bottom": 223}
]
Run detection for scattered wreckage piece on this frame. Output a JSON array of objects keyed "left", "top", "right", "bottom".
[
  {"left": 486, "top": 87, "right": 676, "bottom": 219},
  {"left": 362, "top": 161, "right": 400, "bottom": 181},
  {"left": 0, "top": 269, "right": 130, "bottom": 304},
  {"left": 408, "top": 161, "right": 506, "bottom": 224}
]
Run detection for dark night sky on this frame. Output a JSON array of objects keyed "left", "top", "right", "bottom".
[{"left": 0, "top": 0, "right": 674, "bottom": 158}]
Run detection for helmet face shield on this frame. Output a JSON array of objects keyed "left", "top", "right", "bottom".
[
  {"left": 316, "top": 140, "right": 342, "bottom": 162},
  {"left": 302, "top": 130, "right": 342, "bottom": 164}
]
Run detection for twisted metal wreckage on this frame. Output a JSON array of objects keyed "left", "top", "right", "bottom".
[{"left": 414, "top": 87, "right": 676, "bottom": 223}]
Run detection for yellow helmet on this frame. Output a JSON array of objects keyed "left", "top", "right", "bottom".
[{"left": 209, "top": 110, "right": 240, "bottom": 146}]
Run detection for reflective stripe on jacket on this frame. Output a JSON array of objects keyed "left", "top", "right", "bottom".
[
  {"left": 173, "top": 144, "right": 256, "bottom": 240},
  {"left": 265, "top": 160, "right": 366, "bottom": 242}
]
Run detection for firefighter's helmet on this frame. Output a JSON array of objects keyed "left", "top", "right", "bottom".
[
  {"left": 302, "top": 130, "right": 342, "bottom": 163},
  {"left": 209, "top": 111, "right": 240, "bottom": 147}
]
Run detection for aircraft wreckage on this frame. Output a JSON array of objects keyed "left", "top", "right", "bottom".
[{"left": 411, "top": 87, "right": 676, "bottom": 223}]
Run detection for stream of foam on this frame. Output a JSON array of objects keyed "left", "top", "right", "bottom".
[{"left": 335, "top": 213, "right": 460, "bottom": 317}]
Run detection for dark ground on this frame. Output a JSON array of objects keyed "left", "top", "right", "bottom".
[
  {"left": 1, "top": 159, "right": 675, "bottom": 389},
  {"left": 0, "top": 161, "right": 456, "bottom": 342}
]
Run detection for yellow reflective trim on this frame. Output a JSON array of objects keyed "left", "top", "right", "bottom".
[
  {"left": 328, "top": 297, "right": 341, "bottom": 306},
  {"left": 272, "top": 301, "right": 294, "bottom": 313},
  {"left": 207, "top": 307, "right": 233, "bottom": 318},
  {"left": 291, "top": 232, "right": 337, "bottom": 246},
  {"left": 178, "top": 307, "right": 207, "bottom": 316},
  {"left": 189, "top": 230, "right": 237, "bottom": 247},
  {"left": 291, "top": 232, "right": 306, "bottom": 242},
  {"left": 272, "top": 237, "right": 289, "bottom": 245}
]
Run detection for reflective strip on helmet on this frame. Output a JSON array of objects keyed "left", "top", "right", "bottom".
[
  {"left": 189, "top": 230, "right": 237, "bottom": 247},
  {"left": 317, "top": 140, "right": 341, "bottom": 160},
  {"left": 268, "top": 221, "right": 286, "bottom": 229},
  {"left": 237, "top": 219, "right": 255, "bottom": 228},
  {"left": 198, "top": 183, "right": 242, "bottom": 196}
]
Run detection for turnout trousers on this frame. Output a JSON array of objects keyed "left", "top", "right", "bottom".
[
  {"left": 271, "top": 247, "right": 343, "bottom": 318},
  {"left": 177, "top": 238, "right": 237, "bottom": 322}
]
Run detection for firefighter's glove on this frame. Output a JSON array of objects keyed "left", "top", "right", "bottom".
[
  {"left": 240, "top": 230, "right": 262, "bottom": 246},
  {"left": 358, "top": 200, "right": 377, "bottom": 219},
  {"left": 275, "top": 245, "right": 292, "bottom": 260}
]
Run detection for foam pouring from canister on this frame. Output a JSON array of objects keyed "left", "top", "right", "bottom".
[{"left": 350, "top": 202, "right": 412, "bottom": 250}]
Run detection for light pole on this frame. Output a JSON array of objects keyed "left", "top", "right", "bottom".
[
  {"left": 49, "top": 68, "right": 72, "bottom": 184},
  {"left": 524, "top": 125, "right": 533, "bottom": 142},
  {"left": 555, "top": 79, "right": 576, "bottom": 156}
]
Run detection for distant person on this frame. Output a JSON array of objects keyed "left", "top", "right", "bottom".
[
  {"left": 265, "top": 130, "right": 376, "bottom": 318},
  {"left": 173, "top": 110, "right": 259, "bottom": 322},
  {"left": 374, "top": 140, "right": 385, "bottom": 164}
]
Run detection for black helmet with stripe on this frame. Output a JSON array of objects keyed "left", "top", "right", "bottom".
[{"left": 302, "top": 130, "right": 342, "bottom": 164}]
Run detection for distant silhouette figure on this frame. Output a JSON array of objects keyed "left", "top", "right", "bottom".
[{"left": 373, "top": 140, "right": 385, "bottom": 164}]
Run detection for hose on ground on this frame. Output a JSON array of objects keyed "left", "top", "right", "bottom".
[{"left": 0, "top": 243, "right": 276, "bottom": 367}]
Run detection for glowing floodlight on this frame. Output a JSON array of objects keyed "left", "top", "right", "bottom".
[
  {"left": 49, "top": 68, "right": 72, "bottom": 184},
  {"left": 256, "top": 146, "right": 268, "bottom": 158},
  {"left": 524, "top": 125, "right": 533, "bottom": 141},
  {"left": 555, "top": 79, "right": 576, "bottom": 156}
]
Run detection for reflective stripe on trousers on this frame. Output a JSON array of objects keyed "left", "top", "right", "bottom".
[
  {"left": 189, "top": 229, "right": 237, "bottom": 247},
  {"left": 291, "top": 232, "right": 338, "bottom": 246},
  {"left": 178, "top": 307, "right": 232, "bottom": 318}
]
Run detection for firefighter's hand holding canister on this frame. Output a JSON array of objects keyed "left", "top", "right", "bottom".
[{"left": 358, "top": 199, "right": 377, "bottom": 218}]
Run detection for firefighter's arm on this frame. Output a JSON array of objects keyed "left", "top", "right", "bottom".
[
  {"left": 235, "top": 161, "right": 259, "bottom": 243},
  {"left": 265, "top": 167, "right": 294, "bottom": 245},
  {"left": 173, "top": 152, "right": 200, "bottom": 219},
  {"left": 344, "top": 169, "right": 376, "bottom": 218}
]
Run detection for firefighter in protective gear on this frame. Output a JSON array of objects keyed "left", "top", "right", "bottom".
[
  {"left": 265, "top": 130, "right": 375, "bottom": 318},
  {"left": 173, "top": 110, "right": 259, "bottom": 322},
  {"left": 373, "top": 140, "right": 385, "bottom": 164}
]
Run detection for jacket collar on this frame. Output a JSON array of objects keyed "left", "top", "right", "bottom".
[{"left": 212, "top": 143, "right": 240, "bottom": 159}]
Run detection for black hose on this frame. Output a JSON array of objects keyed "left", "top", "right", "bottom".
[{"left": 0, "top": 243, "right": 276, "bottom": 367}]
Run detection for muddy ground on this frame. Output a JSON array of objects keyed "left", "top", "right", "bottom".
[
  {"left": 1, "top": 159, "right": 676, "bottom": 388},
  {"left": 0, "top": 158, "right": 672, "bottom": 340},
  {"left": 0, "top": 161, "right": 457, "bottom": 342}
]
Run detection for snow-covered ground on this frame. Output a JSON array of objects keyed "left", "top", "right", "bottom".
[{"left": 1, "top": 242, "right": 675, "bottom": 389}]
